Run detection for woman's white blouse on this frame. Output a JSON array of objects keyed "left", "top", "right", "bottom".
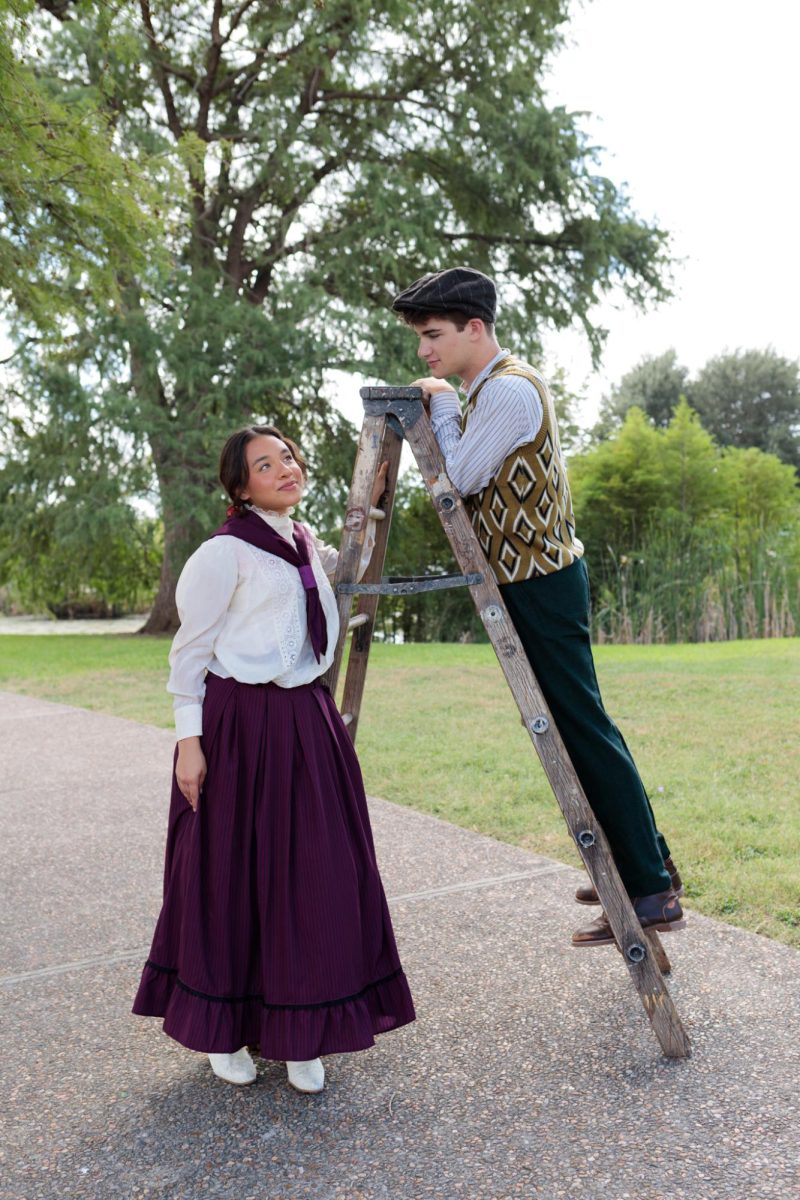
[{"left": 167, "top": 507, "right": 373, "bottom": 739}]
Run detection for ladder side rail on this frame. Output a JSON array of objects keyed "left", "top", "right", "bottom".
[
  {"left": 322, "top": 414, "right": 387, "bottom": 697},
  {"left": 391, "top": 396, "right": 690, "bottom": 1059},
  {"left": 339, "top": 422, "right": 404, "bottom": 741}
]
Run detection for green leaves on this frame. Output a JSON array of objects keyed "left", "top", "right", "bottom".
[
  {"left": 0, "top": 355, "right": 161, "bottom": 615},
  {"left": 569, "top": 401, "right": 800, "bottom": 642},
  {"left": 594, "top": 349, "right": 800, "bottom": 471},
  {"left": 0, "top": 1, "right": 168, "bottom": 327},
  {"left": 692, "top": 349, "right": 800, "bottom": 470}
]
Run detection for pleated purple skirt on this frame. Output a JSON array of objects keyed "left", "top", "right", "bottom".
[{"left": 132, "top": 672, "right": 415, "bottom": 1059}]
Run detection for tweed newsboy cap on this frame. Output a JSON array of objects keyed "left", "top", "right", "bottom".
[{"left": 392, "top": 267, "right": 496, "bottom": 324}]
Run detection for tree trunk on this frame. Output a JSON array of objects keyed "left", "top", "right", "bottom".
[
  {"left": 139, "top": 545, "right": 179, "bottom": 634},
  {"left": 139, "top": 439, "right": 212, "bottom": 636}
]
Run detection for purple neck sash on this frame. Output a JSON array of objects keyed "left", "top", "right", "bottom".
[{"left": 212, "top": 509, "right": 328, "bottom": 662}]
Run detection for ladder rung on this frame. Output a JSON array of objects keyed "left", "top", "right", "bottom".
[
  {"left": 369, "top": 506, "right": 386, "bottom": 521},
  {"left": 341, "top": 712, "right": 354, "bottom": 726},
  {"left": 338, "top": 572, "right": 483, "bottom": 596},
  {"left": 348, "top": 612, "right": 370, "bottom": 630}
]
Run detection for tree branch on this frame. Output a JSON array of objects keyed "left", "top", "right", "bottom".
[
  {"left": 34, "top": 0, "right": 78, "bottom": 20},
  {"left": 223, "top": 0, "right": 263, "bottom": 44},
  {"left": 439, "top": 229, "right": 578, "bottom": 250},
  {"left": 211, "top": 37, "right": 303, "bottom": 101},
  {"left": 159, "top": 61, "right": 198, "bottom": 88},
  {"left": 138, "top": 0, "right": 185, "bottom": 141},
  {"left": 0, "top": 336, "right": 41, "bottom": 366},
  {"left": 232, "top": 147, "right": 348, "bottom": 299},
  {"left": 224, "top": 191, "right": 259, "bottom": 286},
  {"left": 319, "top": 88, "right": 434, "bottom": 106},
  {"left": 196, "top": 0, "right": 224, "bottom": 139}
]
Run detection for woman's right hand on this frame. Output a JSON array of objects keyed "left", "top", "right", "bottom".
[{"left": 175, "top": 736, "right": 207, "bottom": 811}]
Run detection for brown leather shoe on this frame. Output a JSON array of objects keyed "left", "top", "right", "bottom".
[
  {"left": 571, "top": 890, "right": 686, "bottom": 947},
  {"left": 575, "top": 856, "right": 684, "bottom": 905}
]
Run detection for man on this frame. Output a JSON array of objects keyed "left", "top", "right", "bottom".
[{"left": 392, "top": 266, "right": 684, "bottom": 946}]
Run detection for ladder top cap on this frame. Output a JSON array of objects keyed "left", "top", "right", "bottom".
[{"left": 360, "top": 386, "right": 424, "bottom": 401}]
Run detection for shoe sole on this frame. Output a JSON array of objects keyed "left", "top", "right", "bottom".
[
  {"left": 288, "top": 1080, "right": 324, "bottom": 1094},
  {"left": 575, "top": 885, "right": 685, "bottom": 906},
  {"left": 571, "top": 917, "right": 687, "bottom": 947},
  {"left": 211, "top": 1072, "right": 257, "bottom": 1085}
]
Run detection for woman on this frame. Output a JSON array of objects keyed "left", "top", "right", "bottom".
[{"left": 133, "top": 425, "right": 415, "bottom": 1093}]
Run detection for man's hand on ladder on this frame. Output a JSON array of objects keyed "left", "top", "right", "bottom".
[{"left": 409, "top": 377, "right": 459, "bottom": 407}]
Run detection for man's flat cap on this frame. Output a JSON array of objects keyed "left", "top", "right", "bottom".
[{"left": 392, "top": 267, "right": 496, "bottom": 324}]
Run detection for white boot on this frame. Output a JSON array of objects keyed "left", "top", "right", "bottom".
[
  {"left": 286, "top": 1058, "right": 325, "bottom": 1093},
  {"left": 208, "top": 1047, "right": 257, "bottom": 1085}
]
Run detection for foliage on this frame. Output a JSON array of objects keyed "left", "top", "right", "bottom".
[
  {"left": 568, "top": 405, "right": 666, "bottom": 548},
  {"left": 592, "top": 349, "right": 690, "bottom": 439},
  {"left": 379, "top": 473, "right": 486, "bottom": 643},
  {"left": 1, "top": 0, "right": 673, "bottom": 630},
  {"left": 0, "top": 0, "right": 165, "bottom": 326},
  {"left": 691, "top": 348, "right": 800, "bottom": 470},
  {"left": 569, "top": 401, "right": 800, "bottom": 642},
  {"left": 593, "top": 347, "right": 800, "bottom": 471},
  {"left": 0, "top": 355, "right": 161, "bottom": 614},
  {"left": 547, "top": 363, "right": 590, "bottom": 456}
]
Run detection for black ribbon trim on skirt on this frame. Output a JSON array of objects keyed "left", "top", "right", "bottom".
[{"left": 144, "top": 959, "right": 404, "bottom": 1011}]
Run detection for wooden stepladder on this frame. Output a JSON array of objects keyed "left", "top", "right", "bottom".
[{"left": 325, "top": 387, "right": 691, "bottom": 1060}]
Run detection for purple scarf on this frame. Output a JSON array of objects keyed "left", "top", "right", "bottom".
[{"left": 212, "top": 508, "right": 328, "bottom": 662}]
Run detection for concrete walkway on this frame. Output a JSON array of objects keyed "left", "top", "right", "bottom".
[
  {"left": 1, "top": 691, "right": 798, "bottom": 1200},
  {"left": 0, "top": 615, "right": 145, "bottom": 635}
]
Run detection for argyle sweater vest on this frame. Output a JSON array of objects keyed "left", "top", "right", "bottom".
[{"left": 463, "top": 355, "right": 584, "bottom": 583}]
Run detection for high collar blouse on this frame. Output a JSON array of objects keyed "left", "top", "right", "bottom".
[{"left": 167, "top": 506, "right": 373, "bottom": 739}]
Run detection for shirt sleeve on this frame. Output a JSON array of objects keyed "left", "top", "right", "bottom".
[
  {"left": 312, "top": 520, "right": 376, "bottom": 582},
  {"left": 429, "top": 376, "right": 543, "bottom": 496},
  {"left": 167, "top": 539, "right": 240, "bottom": 740}
]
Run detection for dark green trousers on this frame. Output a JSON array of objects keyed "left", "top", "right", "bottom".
[{"left": 500, "top": 558, "right": 672, "bottom": 897}]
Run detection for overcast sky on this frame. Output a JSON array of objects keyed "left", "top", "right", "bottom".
[{"left": 539, "top": 0, "right": 800, "bottom": 419}]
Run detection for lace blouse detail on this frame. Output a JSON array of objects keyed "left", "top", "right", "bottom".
[{"left": 241, "top": 541, "right": 305, "bottom": 672}]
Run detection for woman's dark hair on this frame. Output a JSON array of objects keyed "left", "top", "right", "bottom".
[{"left": 219, "top": 424, "right": 308, "bottom": 516}]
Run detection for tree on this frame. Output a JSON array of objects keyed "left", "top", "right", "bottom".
[
  {"left": 0, "top": 0, "right": 164, "bottom": 326},
  {"left": 592, "top": 349, "right": 690, "bottom": 439},
  {"left": 568, "top": 406, "right": 665, "bottom": 550},
  {"left": 716, "top": 444, "right": 799, "bottom": 553},
  {"left": 0, "top": 355, "right": 161, "bottom": 615},
  {"left": 691, "top": 349, "right": 800, "bottom": 471},
  {"left": 658, "top": 397, "right": 724, "bottom": 519},
  {"left": 4, "top": 0, "right": 673, "bottom": 632}
]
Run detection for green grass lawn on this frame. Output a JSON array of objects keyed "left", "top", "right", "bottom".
[{"left": 1, "top": 634, "right": 798, "bottom": 948}]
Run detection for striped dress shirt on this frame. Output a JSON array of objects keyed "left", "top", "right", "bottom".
[{"left": 428, "top": 348, "right": 544, "bottom": 497}]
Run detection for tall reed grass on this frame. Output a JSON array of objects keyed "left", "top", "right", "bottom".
[{"left": 590, "top": 517, "right": 799, "bottom": 643}]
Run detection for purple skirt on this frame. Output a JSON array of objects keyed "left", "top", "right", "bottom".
[{"left": 132, "top": 673, "right": 415, "bottom": 1059}]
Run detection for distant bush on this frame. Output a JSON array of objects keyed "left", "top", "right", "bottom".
[
  {"left": 0, "top": 499, "right": 162, "bottom": 619},
  {"left": 570, "top": 401, "right": 799, "bottom": 642}
]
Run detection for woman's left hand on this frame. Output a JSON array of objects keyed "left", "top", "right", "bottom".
[{"left": 371, "top": 460, "right": 389, "bottom": 508}]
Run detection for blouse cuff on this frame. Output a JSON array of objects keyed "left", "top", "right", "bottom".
[{"left": 174, "top": 703, "right": 203, "bottom": 741}]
